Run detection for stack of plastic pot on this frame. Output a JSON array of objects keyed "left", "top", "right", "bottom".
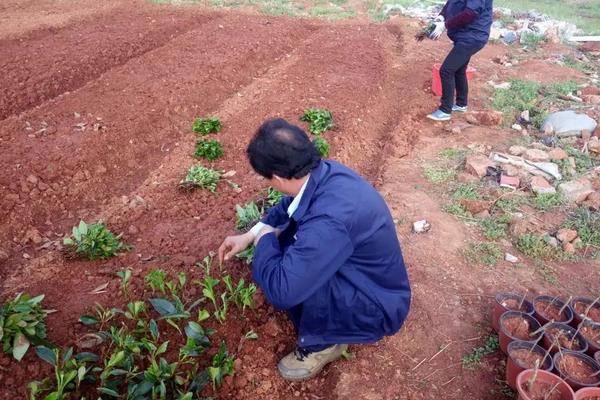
[{"left": 493, "top": 292, "right": 600, "bottom": 398}]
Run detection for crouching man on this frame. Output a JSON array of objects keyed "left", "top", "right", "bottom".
[{"left": 218, "top": 118, "right": 411, "bottom": 381}]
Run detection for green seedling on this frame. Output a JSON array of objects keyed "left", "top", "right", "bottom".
[
  {"left": 223, "top": 275, "right": 256, "bottom": 313},
  {"left": 200, "top": 276, "right": 220, "bottom": 311},
  {"left": 236, "top": 246, "right": 255, "bottom": 265},
  {"left": 194, "top": 139, "right": 224, "bottom": 161},
  {"left": 415, "top": 21, "right": 435, "bottom": 41},
  {"left": 30, "top": 346, "right": 98, "bottom": 400},
  {"left": 235, "top": 202, "right": 262, "bottom": 232},
  {"left": 116, "top": 269, "right": 132, "bottom": 299},
  {"left": 313, "top": 136, "right": 330, "bottom": 157},
  {"left": 214, "top": 293, "right": 229, "bottom": 324},
  {"left": 63, "top": 220, "right": 126, "bottom": 260},
  {"left": 265, "top": 187, "right": 284, "bottom": 208},
  {"left": 192, "top": 117, "right": 221, "bottom": 135},
  {"left": 300, "top": 108, "right": 334, "bottom": 135},
  {"left": 78, "top": 302, "right": 117, "bottom": 329},
  {"left": 0, "top": 292, "right": 48, "bottom": 361},
  {"left": 180, "top": 165, "right": 221, "bottom": 192},
  {"left": 145, "top": 269, "right": 168, "bottom": 294},
  {"left": 180, "top": 322, "right": 212, "bottom": 360},
  {"left": 207, "top": 342, "right": 235, "bottom": 389},
  {"left": 244, "top": 330, "right": 258, "bottom": 341}
]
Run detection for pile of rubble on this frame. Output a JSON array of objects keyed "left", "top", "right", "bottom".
[{"left": 385, "top": 2, "right": 581, "bottom": 44}]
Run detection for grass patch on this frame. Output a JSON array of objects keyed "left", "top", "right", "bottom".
[
  {"left": 517, "top": 234, "right": 561, "bottom": 260},
  {"left": 462, "top": 335, "right": 499, "bottom": 369},
  {"left": 452, "top": 183, "right": 481, "bottom": 200},
  {"left": 309, "top": 5, "right": 356, "bottom": 19},
  {"left": 494, "top": 0, "right": 600, "bottom": 35},
  {"left": 563, "top": 208, "right": 600, "bottom": 248},
  {"left": 495, "top": 194, "right": 531, "bottom": 213},
  {"left": 439, "top": 147, "right": 468, "bottom": 160},
  {"left": 464, "top": 242, "right": 503, "bottom": 266},
  {"left": 564, "top": 145, "right": 597, "bottom": 174},
  {"left": 443, "top": 202, "right": 471, "bottom": 218},
  {"left": 313, "top": 136, "right": 330, "bottom": 157},
  {"left": 423, "top": 166, "right": 456, "bottom": 183},
  {"left": 479, "top": 215, "right": 510, "bottom": 240},
  {"left": 535, "top": 260, "right": 559, "bottom": 284},
  {"left": 562, "top": 55, "right": 592, "bottom": 72},
  {"left": 546, "top": 80, "right": 579, "bottom": 97},
  {"left": 533, "top": 192, "right": 564, "bottom": 211}
]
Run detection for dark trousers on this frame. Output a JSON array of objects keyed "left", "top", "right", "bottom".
[{"left": 439, "top": 42, "right": 485, "bottom": 113}]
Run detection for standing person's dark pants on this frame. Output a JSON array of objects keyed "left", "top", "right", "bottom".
[{"left": 439, "top": 41, "right": 485, "bottom": 114}]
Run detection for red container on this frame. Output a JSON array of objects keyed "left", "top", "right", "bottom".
[
  {"left": 553, "top": 351, "right": 600, "bottom": 391},
  {"left": 431, "top": 63, "right": 476, "bottom": 96},
  {"left": 499, "top": 311, "right": 542, "bottom": 354},
  {"left": 579, "top": 320, "right": 600, "bottom": 357},
  {"left": 516, "top": 369, "right": 575, "bottom": 400},
  {"left": 493, "top": 292, "right": 535, "bottom": 332},
  {"left": 507, "top": 341, "right": 553, "bottom": 390},
  {"left": 575, "top": 387, "right": 600, "bottom": 399}
]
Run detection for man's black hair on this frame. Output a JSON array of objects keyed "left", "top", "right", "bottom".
[{"left": 247, "top": 118, "right": 321, "bottom": 179}]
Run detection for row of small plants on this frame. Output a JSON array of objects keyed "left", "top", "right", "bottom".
[
  {"left": 181, "top": 109, "right": 335, "bottom": 192},
  {"left": 1, "top": 255, "right": 259, "bottom": 399}
]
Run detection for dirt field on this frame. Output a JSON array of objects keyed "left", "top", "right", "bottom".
[{"left": 1, "top": 1, "right": 598, "bottom": 399}]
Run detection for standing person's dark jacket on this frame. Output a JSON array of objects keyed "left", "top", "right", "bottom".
[
  {"left": 442, "top": 0, "right": 493, "bottom": 45},
  {"left": 252, "top": 160, "right": 411, "bottom": 348}
]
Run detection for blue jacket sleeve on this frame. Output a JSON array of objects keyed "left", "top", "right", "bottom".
[
  {"left": 261, "top": 196, "right": 293, "bottom": 227},
  {"left": 465, "top": 0, "right": 483, "bottom": 14},
  {"left": 252, "top": 215, "right": 354, "bottom": 310}
]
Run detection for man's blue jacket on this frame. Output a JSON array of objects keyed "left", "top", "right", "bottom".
[
  {"left": 252, "top": 160, "right": 411, "bottom": 348},
  {"left": 444, "top": 0, "right": 493, "bottom": 46}
]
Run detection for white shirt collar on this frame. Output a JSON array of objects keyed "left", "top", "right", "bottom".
[{"left": 287, "top": 174, "right": 310, "bottom": 217}]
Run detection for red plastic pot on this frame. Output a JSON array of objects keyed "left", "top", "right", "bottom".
[
  {"left": 516, "top": 369, "right": 575, "bottom": 400},
  {"left": 575, "top": 387, "right": 600, "bottom": 399},
  {"left": 534, "top": 295, "right": 574, "bottom": 326},
  {"left": 500, "top": 311, "right": 543, "bottom": 354},
  {"left": 493, "top": 292, "right": 535, "bottom": 332},
  {"left": 543, "top": 322, "right": 588, "bottom": 354},
  {"left": 571, "top": 297, "right": 600, "bottom": 328},
  {"left": 553, "top": 350, "right": 600, "bottom": 391},
  {"left": 507, "top": 341, "right": 553, "bottom": 390},
  {"left": 579, "top": 320, "right": 600, "bottom": 357}
]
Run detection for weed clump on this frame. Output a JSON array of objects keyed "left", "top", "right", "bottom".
[
  {"left": 516, "top": 234, "right": 560, "bottom": 260},
  {"left": 563, "top": 208, "right": 600, "bottom": 248},
  {"left": 462, "top": 335, "right": 499, "bottom": 369},
  {"left": 464, "top": 242, "right": 503, "bottom": 266},
  {"left": 235, "top": 202, "right": 262, "bottom": 232}
]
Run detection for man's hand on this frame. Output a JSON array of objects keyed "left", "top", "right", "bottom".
[
  {"left": 218, "top": 232, "right": 254, "bottom": 263},
  {"left": 254, "top": 225, "right": 282, "bottom": 246},
  {"left": 429, "top": 16, "right": 445, "bottom": 40}
]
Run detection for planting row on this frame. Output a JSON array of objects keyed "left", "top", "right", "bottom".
[
  {"left": 1, "top": 255, "right": 261, "bottom": 399},
  {"left": 492, "top": 292, "right": 600, "bottom": 399},
  {"left": 181, "top": 109, "right": 335, "bottom": 191}
]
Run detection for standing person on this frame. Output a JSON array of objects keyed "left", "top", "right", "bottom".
[
  {"left": 426, "top": 0, "right": 493, "bottom": 121},
  {"left": 218, "top": 118, "right": 411, "bottom": 381}
]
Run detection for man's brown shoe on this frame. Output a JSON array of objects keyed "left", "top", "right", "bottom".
[{"left": 277, "top": 344, "right": 348, "bottom": 381}]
